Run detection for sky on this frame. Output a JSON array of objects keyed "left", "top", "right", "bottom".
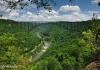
[{"left": 0, "top": 0, "right": 100, "bottom": 22}]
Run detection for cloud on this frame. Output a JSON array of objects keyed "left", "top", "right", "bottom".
[
  {"left": 92, "top": 0, "right": 100, "bottom": 4},
  {"left": 14, "top": 5, "right": 92, "bottom": 22},
  {"left": 0, "top": 5, "right": 98, "bottom": 22},
  {"left": 87, "top": 11, "right": 99, "bottom": 14},
  {"left": 39, "top": 10, "right": 59, "bottom": 16},
  {"left": 15, "top": 10, "right": 92, "bottom": 22},
  {"left": 9, "top": 10, "right": 19, "bottom": 17},
  {"left": 27, "top": 12, "right": 33, "bottom": 15},
  {"left": 59, "top": 5, "right": 80, "bottom": 12},
  {"left": 16, "top": 11, "right": 58, "bottom": 21}
]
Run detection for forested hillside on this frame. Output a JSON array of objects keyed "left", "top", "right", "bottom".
[
  {"left": 0, "top": 19, "right": 100, "bottom": 70},
  {"left": 32, "top": 20, "right": 100, "bottom": 70},
  {"left": 0, "top": 19, "right": 42, "bottom": 69}
]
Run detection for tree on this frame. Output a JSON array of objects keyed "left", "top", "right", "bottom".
[
  {"left": 0, "top": 14, "right": 2, "bottom": 17},
  {"left": 1, "top": 0, "right": 74, "bottom": 12},
  {"left": 33, "top": 57, "right": 62, "bottom": 70},
  {"left": 1, "top": 0, "right": 56, "bottom": 12}
]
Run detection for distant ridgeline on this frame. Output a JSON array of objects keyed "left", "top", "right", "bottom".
[
  {"left": 0, "top": 19, "right": 53, "bottom": 32},
  {"left": 17, "top": 20, "right": 94, "bottom": 32},
  {"left": 0, "top": 19, "right": 15, "bottom": 26},
  {"left": 56, "top": 20, "right": 93, "bottom": 32},
  {"left": 15, "top": 21, "right": 54, "bottom": 32},
  {"left": 0, "top": 19, "right": 99, "bottom": 32}
]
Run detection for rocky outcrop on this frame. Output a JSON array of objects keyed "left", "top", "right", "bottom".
[{"left": 83, "top": 59, "right": 100, "bottom": 70}]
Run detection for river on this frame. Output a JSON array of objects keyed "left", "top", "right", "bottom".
[{"left": 31, "top": 33, "right": 50, "bottom": 62}]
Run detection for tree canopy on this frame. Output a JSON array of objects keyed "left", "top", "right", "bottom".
[
  {"left": 0, "top": 0, "right": 74, "bottom": 12},
  {"left": 1, "top": 0, "right": 56, "bottom": 12}
]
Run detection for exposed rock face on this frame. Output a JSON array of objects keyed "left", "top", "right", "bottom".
[{"left": 83, "top": 59, "right": 100, "bottom": 70}]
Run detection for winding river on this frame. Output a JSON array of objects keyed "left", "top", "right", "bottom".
[{"left": 32, "top": 33, "right": 50, "bottom": 62}]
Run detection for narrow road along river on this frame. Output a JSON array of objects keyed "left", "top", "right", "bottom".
[{"left": 32, "top": 33, "right": 50, "bottom": 62}]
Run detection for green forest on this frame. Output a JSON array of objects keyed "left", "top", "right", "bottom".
[{"left": 0, "top": 19, "right": 100, "bottom": 70}]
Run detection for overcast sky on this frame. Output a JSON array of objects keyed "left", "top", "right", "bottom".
[{"left": 0, "top": 0, "right": 100, "bottom": 22}]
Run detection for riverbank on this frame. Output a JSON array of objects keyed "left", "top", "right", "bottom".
[
  {"left": 32, "top": 41, "right": 50, "bottom": 62},
  {"left": 24, "top": 32, "right": 50, "bottom": 62}
]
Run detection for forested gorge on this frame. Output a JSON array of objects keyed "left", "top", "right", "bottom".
[
  {"left": 0, "top": 19, "right": 100, "bottom": 70},
  {"left": 32, "top": 20, "right": 100, "bottom": 70},
  {"left": 0, "top": 19, "right": 41, "bottom": 69}
]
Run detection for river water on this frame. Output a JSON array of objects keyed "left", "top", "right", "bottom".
[{"left": 32, "top": 33, "right": 50, "bottom": 62}]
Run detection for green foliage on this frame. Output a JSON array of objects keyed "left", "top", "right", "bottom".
[
  {"left": 32, "top": 23, "right": 100, "bottom": 70},
  {"left": 0, "top": 33, "right": 30, "bottom": 69},
  {"left": 25, "top": 41, "right": 44, "bottom": 57},
  {"left": 14, "top": 32, "right": 41, "bottom": 53},
  {"left": 44, "top": 37, "right": 50, "bottom": 41},
  {"left": 0, "top": 19, "right": 41, "bottom": 69},
  {"left": 0, "top": 19, "right": 100, "bottom": 70},
  {"left": 32, "top": 57, "right": 62, "bottom": 70}
]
